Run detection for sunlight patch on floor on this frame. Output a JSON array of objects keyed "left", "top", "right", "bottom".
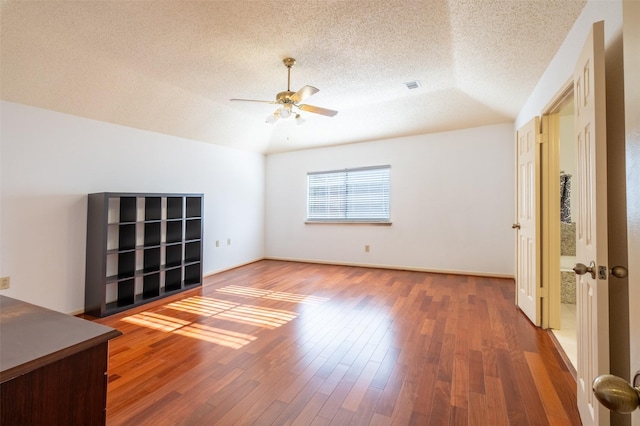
[
  {"left": 167, "top": 296, "right": 239, "bottom": 316},
  {"left": 121, "top": 311, "right": 190, "bottom": 332},
  {"left": 121, "top": 291, "right": 328, "bottom": 348},
  {"left": 174, "top": 323, "right": 257, "bottom": 349},
  {"left": 215, "top": 285, "right": 329, "bottom": 305}
]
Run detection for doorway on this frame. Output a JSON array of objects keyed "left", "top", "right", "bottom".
[
  {"left": 551, "top": 95, "right": 577, "bottom": 368},
  {"left": 540, "top": 84, "right": 577, "bottom": 369}
]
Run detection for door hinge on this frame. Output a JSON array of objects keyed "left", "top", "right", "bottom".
[
  {"left": 537, "top": 116, "right": 548, "bottom": 144},
  {"left": 540, "top": 284, "right": 548, "bottom": 298}
]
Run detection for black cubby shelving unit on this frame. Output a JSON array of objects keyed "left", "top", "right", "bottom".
[{"left": 85, "top": 192, "right": 204, "bottom": 317}]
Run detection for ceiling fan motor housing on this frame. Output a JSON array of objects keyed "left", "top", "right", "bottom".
[{"left": 276, "top": 91, "right": 295, "bottom": 103}]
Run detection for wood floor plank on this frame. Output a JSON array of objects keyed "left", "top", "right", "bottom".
[
  {"left": 277, "top": 354, "right": 327, "bottom": 404},
  {"left": 513, "top": 359, "right": 551, "bottom": 426},
  {"left": 250, "top": 399, "right": 288, "bottom": 425},
  {"left": 273, "top": 375, "right": 325, "bottom": 424},
  {"left": 291, "top": 391, "right": 330, "bottom": 426},
  {"left": 328, "top": 407, "right": 355, "bottom": 425},
  {"left": 91, "top": 260, "right": 582, "bottom": 425},
  {"left": 341, "top": 360, "right": 381, "bottom": 411},
  {"left": 524, "top": 351, "right": 570, "bottom": 422},
  {"left": 428, "top": 379, "right": 452, "bottom": 425},
  {"left": 368, "top": 412, "right": 392, "bottom": 426},
  {"left": 496, "top": 349, "right": 529, "bottom": 425},
  {"left": 369, "top": 345, "right": 400, "bottom": 390},
  {"left": 372, "top": 361, "right": 405, "bottom": 417},
  {"left": 349, "top": 386, "right": 383, "bottom": 426},
  {"left": 485, "top": 376, "right": 510, "bottom": 426},
  {"left": 468, "top": 349, "right": 485, "bottom": 394},
  {"left": 449, "top": 405, "right": 469, "bottom": 426},
  {"left": 316, "top": 379, "right": 354, "bottom": 420},
  {"left": 468, "top": 391, "right": 488, "bottom": 426}
]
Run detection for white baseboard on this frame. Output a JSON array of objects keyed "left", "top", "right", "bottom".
[
  {"left": 262, "top": 256, "right": 515, "bottom": 280},
  {"left": 203, "top": 257, "right": 264, "bottom": 279}
]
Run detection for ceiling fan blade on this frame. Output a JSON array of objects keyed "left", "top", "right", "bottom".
[
  {"left": 290, "top": 85, "right": 319, "bottom": 103},
  {"left": 298, "top": 104, "right": 338, "bottom": 117},
  {"left": 230, "top": 98, "right": 277, "bottom": 104}
]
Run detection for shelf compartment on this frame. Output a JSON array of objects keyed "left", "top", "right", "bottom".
[
  {"left": 144, "top": 222, "right": 161, "bottom": 246},
  {"left": 166, "top": 197, "right": 183, "bottom": 220},
  {"left": 166, "top": 220, "right": 183, "bottom": 243},
  {"left": 143, "top": 272, "right": 160, "bottom": 298},
  {"left": 117, "top": 251, "right": 136, "bottom": 278},
  {"left": 186, "top": 197, "right": 202, "bottom": 218},
  {"left": 119, "top": 197, "right": 137, "bottom": 223},
  {"left": 118, "top": 224, "right": 136, "bottom": 250},
  {"left": 185, "top": 241, "right": 201, "bottom": 263},
  {"left": 117, "top": 279, "right": 135, "bottom": 307},
  {"left": 145, "top": 197, "right": 162, "bottom": 221},
  {"left": 105, "top": 282, "right": 118, "bottom": 304},
  {"left": 165, "top": 244, "right": 182, "bottom": 267},
  {"left": 184, "top": 263, "right": 201, "bottom": 286},
  {"left": 185, "top": 219, "right": 201, "bottom": 241},
  {"left": 107, "top": 198, "right": 120, "bottom": 224},
  {"left": 164, "top": 267, "right": 182, "bottom": 292},
  {"left": 107, "top": 224, "right": 119, "bottom": 251},
  {"left": 143, "top": 247, "right": 161, "bottom": 273}
]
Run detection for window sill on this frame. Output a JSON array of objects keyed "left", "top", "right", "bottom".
[{"left": 305, "top": 221, "right": 392, "bottom": 226}]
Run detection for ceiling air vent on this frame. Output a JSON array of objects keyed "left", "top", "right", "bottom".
[{"left": 404, "top": 80, "right": 421, "bottom": 90}]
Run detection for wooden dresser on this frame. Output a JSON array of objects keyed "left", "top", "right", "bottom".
[{"left": 0, "top": 295, "right": 121, "bottom": 425}]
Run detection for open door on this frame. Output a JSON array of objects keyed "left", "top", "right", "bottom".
[
  {"left": 573, "top": 21, "right": 610, "bottom": 426},
  {"left": 515, "top": 117, "right": 541, "bottom": 326}
]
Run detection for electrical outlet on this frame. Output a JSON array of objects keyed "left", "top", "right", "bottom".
[
  {"left": 227, "top": 239, "right": 231, "bottom": 245},
  {"left": 216, "top": 240, "right": 220, "bottom": 247},
  {"left": 0, "top": 276, "right": 10, "bottom": 290},
  {"left": 364, "top": 245, "right": 370, "bottom": 252}
]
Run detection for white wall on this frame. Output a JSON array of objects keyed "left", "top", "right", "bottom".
[
  {"left": 516, "top": 1, "right": 622, "bottom": 128},
  {"left": 0, "top": 101, "right": 265, "bottom": 314},
  {"left": 265, "top": 123, "right": 515, "bottom": 277}
]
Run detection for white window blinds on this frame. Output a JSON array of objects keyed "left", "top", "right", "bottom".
[{"left": 307, "top": 165, "right": 390, "bottom": 222}]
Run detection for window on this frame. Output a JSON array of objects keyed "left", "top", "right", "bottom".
[{"left": 307, "top": 165, "right": 390, "bottom": 223}]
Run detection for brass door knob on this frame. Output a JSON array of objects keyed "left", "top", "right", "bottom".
[
  {"left": 573, "top": 261, "right": 596, "bottom": 280},
  {"left": 610, "top": 265, "right": 628, "bottom": 278},
  {"left": 593, "top": 374, "right": 640, "bottom": 414},
  {"left": 512, "top": 223, "right": 521, "bottom": 229}
]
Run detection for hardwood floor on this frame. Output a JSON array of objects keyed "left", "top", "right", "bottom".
[{"left": 94, "top": 260, "right": 581, "bottom": 425}]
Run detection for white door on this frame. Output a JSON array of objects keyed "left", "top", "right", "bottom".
[
  {"left": 515, "top": 117, "right": 540, "bottom": 325},
  {"left": 574, "top": 21, "right": 610, "bottom": 426}
]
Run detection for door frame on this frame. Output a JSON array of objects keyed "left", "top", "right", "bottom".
[
  {"left": 541, "top": 81, "right": 574, "bottom": 330},
  {"left": 623, "top": 3, "right": 640, "bottom": 425}
]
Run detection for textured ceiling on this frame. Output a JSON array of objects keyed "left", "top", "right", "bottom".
[{"left": 1, "top": 1, "right": 586, "bottom": 154}]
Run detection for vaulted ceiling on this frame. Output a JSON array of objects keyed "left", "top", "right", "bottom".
[{"left": 1, "top": 1, "right": 586, "bottom": 154}]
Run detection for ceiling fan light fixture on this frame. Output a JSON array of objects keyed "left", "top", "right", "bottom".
[
  {"left": 265, "top": 112, "right": 278, "bottom": 124},
  {"left": 280, "top": 105, "right": 292, "bottom": 119}
]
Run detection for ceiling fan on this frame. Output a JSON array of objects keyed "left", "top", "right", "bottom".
[{"left": 230, "top": 58, "right": 338, "bottom": 124}]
